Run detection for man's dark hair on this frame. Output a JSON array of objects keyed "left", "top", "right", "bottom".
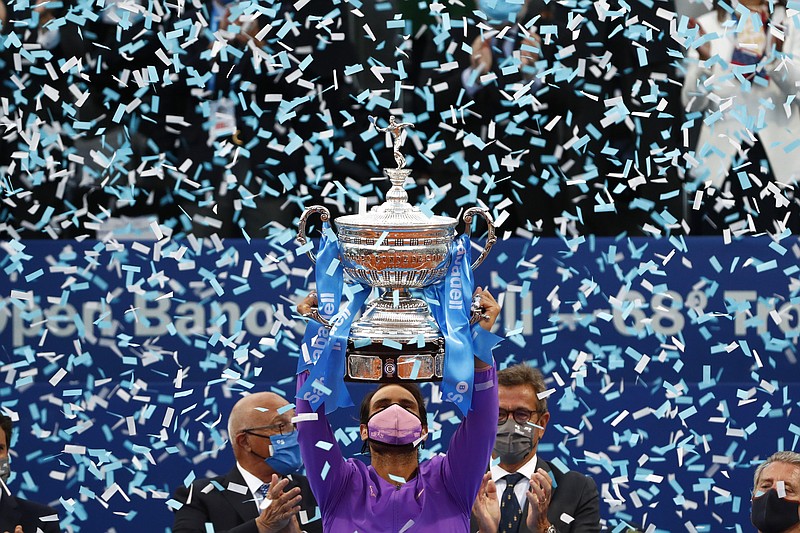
[
  {"left": 359, "top": 383, "right": 428, "bottom": 428},
  {"left": 497, "top": 363, "right": 548, "bottom": 412},
  {"left": 0, "top": 414, "right": 12, "bottom": 446}
]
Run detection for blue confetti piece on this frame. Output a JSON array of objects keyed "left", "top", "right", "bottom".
[
  {"left": 784, "top": 138, "right": 800, "bottom": 154},
  {"left": 382, "top": 339, "right": 403, "bottom": 350},
  {"left": 756, "top": 260, "right": 777, "bottom": 273},
  {"left": 353, "top": 338, "right": 372, "bottom": 348},
  {"left": 311, "top": 380, "right": 332, "bottom": 397},
  {"left": 410, "top": 360, "right": 421, "bottom": 380},
  {"left": 325, "top": 258, "right": 341, "bottom": 277},
  {"left": 277, "top": 403, "right": 295, "bottom": 415},
  {"left": 415, "top": 334, "right": 425, "bottom": 348}
]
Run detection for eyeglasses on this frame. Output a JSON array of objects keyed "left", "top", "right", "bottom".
[
  {"left": 240, "top": 422, "right": 295, "bottom": 438},
  {"left": 498, "top": 408, "right": 545, "bottom": 425}
]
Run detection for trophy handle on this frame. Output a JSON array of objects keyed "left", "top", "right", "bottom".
[
  {"left": 296, "top": 205, "right": 331, "bottom": 264},
  {"left": 302, "top": 308, "right": 332, "bottom": 328},
  {"left": 462, "top": 207, "right": 496, "bottom": 271}
]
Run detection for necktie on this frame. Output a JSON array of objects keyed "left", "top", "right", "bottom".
[
  {"left": 499, "top": 472, "right": 525, "bottom": 533},
  {"left": 256, "top": 483, "right": 270, "bottom": 508}
]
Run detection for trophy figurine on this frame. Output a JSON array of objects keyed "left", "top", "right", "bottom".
[{"left": 296, "top": 116, "right": 496, "bottom": 383}]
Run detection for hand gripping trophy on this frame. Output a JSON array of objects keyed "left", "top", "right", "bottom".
[{"left": 296, "top": 116, "right": 496, "bottom": 384}]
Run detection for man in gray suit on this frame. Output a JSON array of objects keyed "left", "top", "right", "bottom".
[{"left": 471, "top": 364, "right": 601, "bottom": 533}]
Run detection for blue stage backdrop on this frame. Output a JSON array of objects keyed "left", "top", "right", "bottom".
[{"left": 1, "top": 234, "right": 798, "bottom": 532}]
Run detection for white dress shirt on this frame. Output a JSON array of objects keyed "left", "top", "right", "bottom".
[
  {"left": 491, "top": 454, "right": 539, "bottom": 510},
  {"left": 236, "top": 462, "right": 270, "bottom": 511}
]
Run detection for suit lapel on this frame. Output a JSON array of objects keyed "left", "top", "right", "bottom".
[
  {"left": 219, "top": 467, "right": 259, "bottom": 523},
  {"left": 536, "top": 458, "right": 552, "bottom": 476},
  {"left": 0, "top": 493, "right": 23, "bottom": 531}
]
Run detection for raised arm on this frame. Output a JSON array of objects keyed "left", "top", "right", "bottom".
[
  {"left": 442, "top": 288, "right": 501, "bottom": 510},
  {"left": 294, "top": 292, "right": 355, "bottom": 514},
  {"left": 473, "top": 288, "right": 500, "bottom": 370},
  {"left": 295, "top": 371, "right": 352, "bottom": 516}
]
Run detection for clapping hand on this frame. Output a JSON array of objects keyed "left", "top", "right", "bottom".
[
  {"left": 525, "top": 468, "right": 554, "bottom": 533},
  {"left": 471, "top": 35, "right": 494, "bottom": 73},
  {"left": 255, "top": 474, "right": 303, "bottom": 533},
  {"left": 471, "top": 471, "right": 499, "bottom": 533}
]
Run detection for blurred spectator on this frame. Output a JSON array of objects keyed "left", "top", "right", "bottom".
[
  {"left": 1, "top": 0, "right": 182, "bottom": 239},
  {"left": 10, "top": 1, "right": 80, "bottom": 239},
  {"left": 535, "top": 0, "right": 683, "bottom": 237},
  {"left": 451, "top": 0, "right": 683, "bottom": 237},
  {"left": 682, "top": 0, "right": 800, "bottom": 235},
  {"left": 604, "top": 0, "right": 685, "bottom": 237},
  {"left": 0, "top": 0, "right": 46, "bottom": 239},
  {"left": 1, "top": 0, "right": 16, "bottom": 173},
  {"left": 0, "top": 414, "right": 60, "bottom": 533},
  {"left": 162, "top": 0, "right": 376, "bottom": 239},
  {"left": 457, "top": 0, "right": 567, "bottom": 235},
  {"left": 1, "top": 0, "right": 384, "bottom": 241}
]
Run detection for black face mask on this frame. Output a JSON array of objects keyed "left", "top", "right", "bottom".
[{"left": 751, "top": 489, "right": 800, "bottom": 533}]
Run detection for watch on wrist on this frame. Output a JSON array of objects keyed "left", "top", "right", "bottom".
[{"left": 543, "top": 526, "right": 556, "bottom": 533}]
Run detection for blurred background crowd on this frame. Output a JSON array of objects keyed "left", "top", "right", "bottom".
[{"left": 0, "top": 0, "right": 798, "bottom": 241}]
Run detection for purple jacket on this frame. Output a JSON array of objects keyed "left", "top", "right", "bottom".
[{"left": 296, "top": 366, "right": 498, "bottom": 532}]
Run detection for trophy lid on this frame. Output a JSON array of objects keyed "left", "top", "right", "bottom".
[{"left": 336, "top": 117, "right": 457, "bottom": 230}]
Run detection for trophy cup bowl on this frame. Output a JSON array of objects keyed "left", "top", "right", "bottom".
[{"left": 296, "top": 119, "right": 496, "bottom": 383}]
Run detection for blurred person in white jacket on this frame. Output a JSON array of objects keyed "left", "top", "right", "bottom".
[{"left": 682, "top": 0, "right": 800, "bottom": 234}]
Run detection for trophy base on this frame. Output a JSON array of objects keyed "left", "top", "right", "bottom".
[
  {"left": 345, "top": 340, "right": 444, "bottom": 383},
  {"left": 344, "top": 290, "right": 444, "bottom": 383}
]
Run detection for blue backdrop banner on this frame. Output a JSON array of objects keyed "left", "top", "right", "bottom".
[{"left": 1, "top": 235, "right": 798, "bottom": 532}]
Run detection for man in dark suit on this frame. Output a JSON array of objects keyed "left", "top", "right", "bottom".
[
  {"left": 0, "top": 414, "right": 60, "bottom": 533},
  {"left": 172, "top": 392, "right": 321, "bottom": 533},
  {"left": 471, "top": 364, "right": 600, "bottom": 533}
]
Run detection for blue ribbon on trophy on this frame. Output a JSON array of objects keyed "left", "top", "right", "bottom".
[
  {"left": 425, "top": 235, "right": 502, "bottom": 415},
  {"left": 298, "top": 222, "right": 340, "bottom": 375},
  {"left": 298, "top": 223, "right": 368, "bottom": 414},
  {"left": 298, "top": 230, "right": 500, "bottom": 416},
  {"left": 296, "top": 116, "right": 500, "bottom": 415}
]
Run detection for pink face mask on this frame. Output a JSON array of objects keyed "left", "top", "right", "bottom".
[{"left": 367, "top": 404, "right": 424, "bottom": 446}]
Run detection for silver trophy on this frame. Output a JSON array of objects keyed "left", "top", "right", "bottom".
[{"left": 297, "top": 117, "right": 496, "bottom": 383}]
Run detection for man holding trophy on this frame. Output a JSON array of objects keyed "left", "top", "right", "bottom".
[
  {"left": 296, "top": 288, "right": 499, "bottom": 531},
  {"left": 294, "top": 117, "right": 503, "bottom": 531}
]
